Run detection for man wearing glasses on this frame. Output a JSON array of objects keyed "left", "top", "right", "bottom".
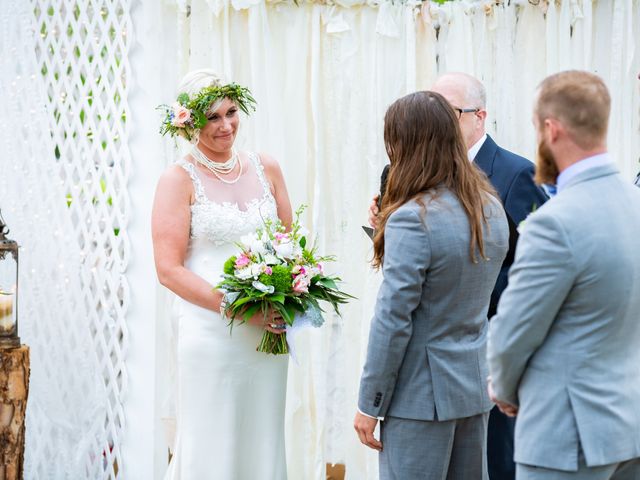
[{"left": 368, "top": 72, "right": 547, "bottom": 480}]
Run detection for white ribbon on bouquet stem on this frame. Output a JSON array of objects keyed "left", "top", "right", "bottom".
[{"left": 286, "top": 303, "right": 325, "bottom": 363}]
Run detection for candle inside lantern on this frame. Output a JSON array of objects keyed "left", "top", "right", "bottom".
[{"left": 0, "top": 289, "right": 15, "bottom": 333}]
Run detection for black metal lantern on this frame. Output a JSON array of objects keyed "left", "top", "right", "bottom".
[{"left": 0, "top": 210, "right": 19, "bottom": 348}]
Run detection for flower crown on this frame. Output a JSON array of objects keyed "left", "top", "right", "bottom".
[{"left": 157, "top": 83, "right": 257, "bottom": 141}]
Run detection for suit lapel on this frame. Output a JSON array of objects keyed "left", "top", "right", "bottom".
[{"left": 473, "top": 135, "right": 498, "bottom": 178}]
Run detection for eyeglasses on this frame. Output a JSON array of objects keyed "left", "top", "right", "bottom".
[{"left": 453, "top": 108, "right": 480, "bottom": 119}]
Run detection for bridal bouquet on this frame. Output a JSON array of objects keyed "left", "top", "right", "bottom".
[{"left": 217, "top": 206, "right": 353, "bottom": 355}]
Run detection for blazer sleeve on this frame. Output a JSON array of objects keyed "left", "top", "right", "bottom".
[
  {"left": 504, "top": 163, "right": 548, "bottom": 225},
  {"left": 357, "top": 206, "right": 430, "bottom": 418},
  {"left": 487, "top": 211, "right": 575, "bottom": 406}
]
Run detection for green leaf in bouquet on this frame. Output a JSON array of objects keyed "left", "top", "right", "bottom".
[
  {"left": 302, "top": 248, "right": 317, "bottom": 264},
  {"left": 317, "top": 277, "right": 339, "bottom": 290},
  {"left": 268, "top": 293, "right": 286, "bottom": 304},
  {"left": 307, "top": 295, "right": 323, "bottom": 312},
  {"left": 283, "top": 303, "right": 299, "bottom": 325},
  {"left": 272, "top": 302, "right": 293, "bottom": 325},
  {"left": 285, "top": 296, "right": 306, "bottom": 313},
  {"left": 328, "top": 298, "right": 343, "bottom": 316},
  {"left": 240, "top": 302, "right": 262, "bottom": 322},
  {"left": 300, "top": 236, "right": 307, "bottom": 249},
  {"left": 223, "top": 256, "right": 237, "bottom": 275},
  {"left": 232, "top": 296, "right": 256, "bottom": 308}
]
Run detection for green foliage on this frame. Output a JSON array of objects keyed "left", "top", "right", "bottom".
[
  {"left": 158, "top": 83, "right": 257, "bottom": 140},
  {"left": 302, "top": 249, "right": 316, "bottom": 265},
  {"left": 191, "top": 84, "right": 257, "bottom": 117},
  {"left": 223, "top": 256, "right": 237, "bottom": 275},
  {"left": 177, "top": 92, "right": 189, "bottom": 105},
  {"left": 216, "top": 203, "right": 355, "bottom": 354},
  {"left": 262, "top": 265, "right": 293, "bottom": 293}
]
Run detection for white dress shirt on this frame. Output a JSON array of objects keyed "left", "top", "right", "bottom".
[{"left": 467, "top": 133, "right": 487, "bottom": 162}]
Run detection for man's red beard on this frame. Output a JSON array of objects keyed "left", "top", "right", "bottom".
[{"left": 534, "top": 138, "right": 560, "bottom": 186}]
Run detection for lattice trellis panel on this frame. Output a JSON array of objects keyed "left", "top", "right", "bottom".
[{"left": 30, "top": 1, "right": 132, "bottom": 478}]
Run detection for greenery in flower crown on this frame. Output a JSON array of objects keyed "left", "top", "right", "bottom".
[{"left": 157, "top": 83, "right": 257, "bottom": 141}]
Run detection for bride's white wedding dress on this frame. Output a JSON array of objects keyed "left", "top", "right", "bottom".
[{"left": 165, "top": 152, "right": 288, "bottom": 480}]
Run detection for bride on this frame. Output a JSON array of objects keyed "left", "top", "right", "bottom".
[{"left": 152, "top": 69, "right": 292, "bottom": 479}]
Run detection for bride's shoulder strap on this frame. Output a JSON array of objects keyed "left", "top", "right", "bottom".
[
  {"left": 176, "top": 160, "right": 207, "bottom": 203},
  {"left": 248, "top": 152, "right": 271, "bottom": 193}
]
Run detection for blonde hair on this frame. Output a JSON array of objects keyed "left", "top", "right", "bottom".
[
  {"left": 177, "top": 69, "right": 225, "bottom": 96},
  {"left": 175, "top": 69, "right": 227, "bottom": 143},
  {"left": 536, "top": 70, "right": 610, "bottom": 149}
]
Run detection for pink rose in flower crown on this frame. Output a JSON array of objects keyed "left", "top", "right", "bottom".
[{"left": 171, "top": 103, "right": 191, "bottom": 127}]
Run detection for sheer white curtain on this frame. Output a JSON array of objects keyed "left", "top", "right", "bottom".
[
  {"left": 154, "top": 1, "right": 640, "bottom": 478},
  {"left": 172, "top": 4, "right": 412, "bottom": 477}
]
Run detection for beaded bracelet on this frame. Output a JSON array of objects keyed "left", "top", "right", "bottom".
[{"left": 219, "top": 296, "right": 227, "bottom": 317}]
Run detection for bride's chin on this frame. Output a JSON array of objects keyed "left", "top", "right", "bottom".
[
  {"left": 201, "top": 139, "right": 232, "bottom": 151},
  {"left": 215, "top": 139, "right": 235, "bottom": 150}
]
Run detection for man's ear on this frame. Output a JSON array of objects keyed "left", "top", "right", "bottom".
[{"left": 544, "top": 118, "right": 561, "bottom": 143}]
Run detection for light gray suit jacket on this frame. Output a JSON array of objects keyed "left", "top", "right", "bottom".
[
  {"left": 359, "top": 189, "right": 508, "bottom": 421},
  {"left": 488, "top": 163, "right": 640, "bottom": 471}
]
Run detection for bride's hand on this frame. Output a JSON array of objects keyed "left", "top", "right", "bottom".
[{"left": 247, "top": 309, "right": 286, "bottom": 334}]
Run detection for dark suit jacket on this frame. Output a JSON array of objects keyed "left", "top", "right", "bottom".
[
  {"left": 379, "top": 135, "right": 547, "bottom": 317},
  {"left": 475, "top": 136, "right": 547, "bottom": 316}
]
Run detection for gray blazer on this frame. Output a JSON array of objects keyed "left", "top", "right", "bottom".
[
  {"left": 488, "top": 163, "right": 640, "bottom": 471},
  {"left": 358, "top": 189, "right": 508, "bottom": 421}
]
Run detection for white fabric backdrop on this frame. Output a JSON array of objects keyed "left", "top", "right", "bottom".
[
  {"left": 153, "top": 1, "right": 640, "bottom": 478},
  {"left": 4, "top": 0, "right": 637, "bottom": 478}
]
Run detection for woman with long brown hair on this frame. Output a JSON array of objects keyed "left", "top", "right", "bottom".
[{"left": 355, "top": 91, "right": 509, "bottom": 480}]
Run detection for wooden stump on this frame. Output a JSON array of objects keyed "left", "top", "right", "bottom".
[
  {"left": 326, "top": 463, "right": 345, "bottom": 480},
  {"left": 0, "top": 346, "right": 29, "bottom": 480}
]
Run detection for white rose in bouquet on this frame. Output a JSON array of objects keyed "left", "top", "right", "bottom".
[
  {"left": 250, "top": 238, "right": 268, "bottom": 256},
  {"left": 264, "top": 253, "right": 281, "bottom": 265},
  {"left": 273, "top": 240, "right": 295, "bottom": 259},
  {"left": 235, "top": 268, "right": 253, "bottom": 280},
  {"left": 240, "top": 233, "right": 259, "bottom": 250}
]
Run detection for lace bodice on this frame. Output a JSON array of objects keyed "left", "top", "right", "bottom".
[{"left": 178, "top": 152, "right": 279, "bottom": 246}]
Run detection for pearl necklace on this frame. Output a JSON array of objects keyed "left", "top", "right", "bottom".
[{"left": 191, "top": 146, "right": 243, "bottom": 185}]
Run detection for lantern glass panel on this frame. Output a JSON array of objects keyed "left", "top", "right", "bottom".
[{"left": 0, "top": 251, "right": 17, "bottom": 336}]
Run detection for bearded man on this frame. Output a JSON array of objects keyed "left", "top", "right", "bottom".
[{"left": 487, "top": 70, "right": 640, "bottom": 479}]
